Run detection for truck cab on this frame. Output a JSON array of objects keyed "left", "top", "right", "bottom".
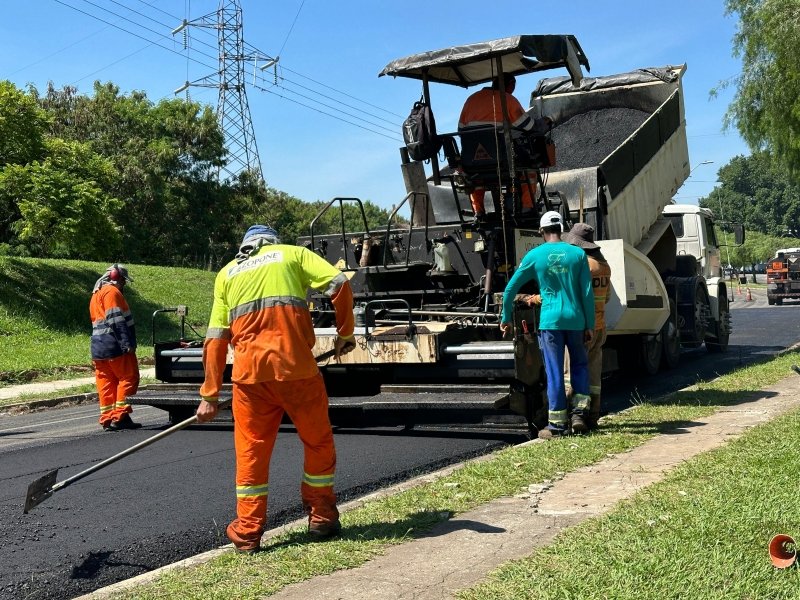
[{"left": 663, "top": 205, "right": 724, "bottom": 280}]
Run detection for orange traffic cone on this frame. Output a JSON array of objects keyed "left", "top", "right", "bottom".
[
  {"left": 746, "top": 287, "right": 753, "bottom": 302},
  {"left": 769, "top": 534, "right": 797, "bottom": 568}
]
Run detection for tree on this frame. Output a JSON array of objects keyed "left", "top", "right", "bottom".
[
  {"left": 0, "top": 81, "right": 49, "bottom": 167},
  {"left": 0, "top": 138, "right": 122, "bottom": 258},
  {"left": 721, "top": 1, "right": 800, "bottom": 178},
  {"left": 699, "top": 152, "right": 800, "bottom": 238},
  {"left": 38, "top": 82, "right": 227, "bottom": 264}
]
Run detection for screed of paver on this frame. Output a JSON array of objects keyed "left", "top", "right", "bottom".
[{"left": 269, "top": 384, "right": 800, "bottom": 600}]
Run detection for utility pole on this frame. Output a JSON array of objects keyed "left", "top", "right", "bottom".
[{"left": 173, "top": 0, "right": 272, "bottom": 183}]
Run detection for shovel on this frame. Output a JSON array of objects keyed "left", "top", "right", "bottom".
[
  {"left": 23, "top": 347, "right": 344, "bottom": 513},
  {"left": 23, "top": 409, "right": 212, "bottom": 513}
]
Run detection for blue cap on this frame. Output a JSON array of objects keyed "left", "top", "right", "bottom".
[{"left": 242, "top": 224, "right": 279, "bottom": 244}]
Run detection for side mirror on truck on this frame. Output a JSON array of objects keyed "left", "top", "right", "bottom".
[{"left": 733, "top": 224, "right": 745, "bottom": 246}]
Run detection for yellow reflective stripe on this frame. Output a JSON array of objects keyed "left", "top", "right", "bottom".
[
  {"left": 115, "top": 400, "right": 130, "bottom": 409},
  {"left": 303, "top": 472, "right": 335, "bottom": 488},
  {"left": 236, "top": 483, "right": 269, "bottom": 498},
  {"left": 589, "top": 385, "right": 602, "bottom": 394},
  {"left": 100, "top": 405, "right": 113, "bottom": 413},
  {"left": 548, "top": 409, "right": 568, "bottom": 425},
  {"left": 201, "top": 396, "right": 219, "bottom": 403}
]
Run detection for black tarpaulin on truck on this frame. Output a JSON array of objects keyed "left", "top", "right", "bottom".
[
  {"left": 378, "top": 35, "right": 590, "bottom": 87},
  {"left": 530, "top": 67, "right": 680, "bottom": 98}
]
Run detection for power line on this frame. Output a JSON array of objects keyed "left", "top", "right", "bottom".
[
  {"left": 275, "top": 63, "right": 406, "bottom": 120},
  {"left": 274, "top": 73, "right": 402, "bottom": 128},
  {"left": 70, "top": 43, "right": 155, "bottom": 86},
  {"left": 253, "top": 82, "right": 402, "bottom": 142},
  {"left": 51, "top": 0, "right": 404, "bottom": 143},
  {"left": 63, "top": 0, "right": 220, "bottom": 64},
  {"left": 274, "top": 0, "right": 306, "bottom": 60},
  {"left": 52, "top": 0, "right": 218, "bottom": 70}
]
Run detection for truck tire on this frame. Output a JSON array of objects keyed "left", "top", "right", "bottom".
[
  {"left": 661, "top": 299, "right": 681, "bottom": 369},
  {"left": 767, "top": 295, "right": 775, "bottom": 306},
  {"left": 776, "top": 297, "right": 783, "bottom": 306},
  {"left": 706, "top": 292, "right": 730, "bottom": 353},
  {"left": 641, "top": 333, "right": 662, "bottom": 375}
]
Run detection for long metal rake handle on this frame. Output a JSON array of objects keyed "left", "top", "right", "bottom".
[{"left": 52, "top": 414, "right": 200, "bottom": 494}]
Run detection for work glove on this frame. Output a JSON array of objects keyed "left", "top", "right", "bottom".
[
  {"left": 525, "top": 294, "right": 542, "bottom": 306},
  {"left": 334, "top": 335, "right": 356, "bottom": 360}
]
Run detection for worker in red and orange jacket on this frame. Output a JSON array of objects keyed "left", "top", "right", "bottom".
[
  {"left": 458, "top": 74, "right": 552, "bottom": 219},
  {"left": 196, "top": 224, "right": 356, "bottom": 554},
  {"left": 89, "top": 264, "right": 142, "bottom": 431}
]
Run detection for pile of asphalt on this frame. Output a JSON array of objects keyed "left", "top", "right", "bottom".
[{"left": 550, "top": 107, "right": 650, "bottom": 171}]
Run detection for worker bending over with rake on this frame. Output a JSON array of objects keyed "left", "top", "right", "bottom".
[{"left": 196, "top": 225, "right": 356, "bottom": 554}]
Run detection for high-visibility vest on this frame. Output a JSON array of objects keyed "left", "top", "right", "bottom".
[
  {"left": 89, "top": 285, "right": 136, "bottom": 360},
  {"left": 200, "top": 245, "right": 354, "bottom": 399}
]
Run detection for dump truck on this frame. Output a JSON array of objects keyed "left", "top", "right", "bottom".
[
  {"left": 767, "top": 248, "right": 800, "bottom": 305},
  {"left": 134, "top": 34, "right": 742, "bottom": 429}
]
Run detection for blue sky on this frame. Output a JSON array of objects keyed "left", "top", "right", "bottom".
[{"left": 2, "top": 1, "right": 746, "bottom": 212}]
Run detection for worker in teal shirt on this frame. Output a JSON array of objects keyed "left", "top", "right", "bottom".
[{"left": 500, "top": 211, "right": 595, "bottom": 437}]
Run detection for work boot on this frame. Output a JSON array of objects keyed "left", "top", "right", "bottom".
[
  {"left": 226, "top": 521, "right": 261, "bottom": 554},
  {"left": 108, "top": 414, "right": 142, "bottom": 430},
  {"left": 588, "top": 394, "right": 602, "bottom": 430},
  {"left": 570, "top": 413, "right": 588, "bottom": 435},
  {"left": 308, "top": 519, "right": 342, "bottom": 539},
  {"left": 101, "top": 421, "right": 114, "bottom": 431},
  {"left": 537, "top": 425, "right": 567, "bottom": 440}
]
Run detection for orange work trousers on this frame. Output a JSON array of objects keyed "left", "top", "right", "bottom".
[
  {"left": 470, "top": 172, "right": 536, "bottom": 216},
  {"left": 229, "top": 373, "right": 338, "bottom": 543},
  {"left": 94, "top": 352, "right": 140, "bottom": 427}
]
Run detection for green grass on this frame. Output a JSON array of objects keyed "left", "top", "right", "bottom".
[
  {"left": 459, "top": 392, "right": 800, "bottom": 598},
  {"left": 108, "top": 352, "right": 800, "bottom": 600},
  {"left": 0, "top": 257, "right": 215, "bottom": 384}
]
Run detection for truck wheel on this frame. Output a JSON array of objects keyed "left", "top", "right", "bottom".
[
  {"left": 767, "top": 295, "right": 775, "bottom": 306},
  {"left": 776, "top": 297, "right": 783, "bottom": 306},
  {"left": 682, "top": 284, "right": 709, "bottom": 348},
  {"left": 641, "top": 333, "right": 662, "bottom": 375},
  {"left": 706, "top": 293, "right": 730, "bottom": 353},
  {"left": 661, "top": 300, "right": 680, "bottom": 369}
]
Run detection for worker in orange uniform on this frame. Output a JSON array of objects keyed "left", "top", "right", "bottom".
[
  {"left": 196, "top": 225, "right": 356, "bottom": 554},
  {"left": 561, "top": 223, "right": 611, "bottom": 430},
  {"left": 458, "top": 74, "right": 552, "bottom": 219},
  {"left": 89, "top": 264, "right": 142, "bottom": 431}
]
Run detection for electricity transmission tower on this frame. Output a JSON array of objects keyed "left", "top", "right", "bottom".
[{"left": 174, "top": 0, "right": 273, "bottom": 183}]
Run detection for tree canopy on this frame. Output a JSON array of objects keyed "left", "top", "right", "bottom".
[
  {"left": 722, "top": 0, "right": 800, "bottom": 178},
  {"left": 699, "top": 152, "right": 800, "bottom": 239},
  {"left": 0, "top": 80, "right": 402, "bottom": 268}
]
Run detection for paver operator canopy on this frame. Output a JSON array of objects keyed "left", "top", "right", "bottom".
[
  {"left": 378, "top": 35, "right": 590, "bottom": 87},
  {"left": 379, "top": 34, "right": 590, "bottom": 201}
]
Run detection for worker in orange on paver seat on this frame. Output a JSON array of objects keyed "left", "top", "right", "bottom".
[
  {"left": 195, "top": 224, "right": 356, "bottom": 554},
  {"left": 458, "top": 74, "right": 551, "bottom": 220},
  {"left": 89, "top": 263, "right": 142, "bottom": 431}
]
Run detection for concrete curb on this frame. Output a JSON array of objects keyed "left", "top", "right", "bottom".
[{"left": 0, "top": 393, "right": 98, "bottom": 413}]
